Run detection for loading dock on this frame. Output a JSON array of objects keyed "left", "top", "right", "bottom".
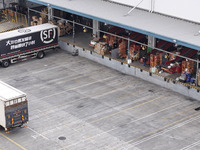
[
  {"left": 0, "top": 49, "right": 200, "bottom": 149},
  {"left": 1, "top": 1, "right": 200, "bottom": 149},
  {"left": 24, "top": 0, "right": 200, "bottom": 100}
]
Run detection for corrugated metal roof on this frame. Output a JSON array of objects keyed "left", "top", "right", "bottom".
[{"left": 28, "top": 0, "right": 200, "bottom": 51}]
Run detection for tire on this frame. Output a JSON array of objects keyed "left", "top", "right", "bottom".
[
  {"left": 37, "top": 51, "right": 45, "bottom": 59},
  {"left": 2, "top": 60, "right": 10, "bottom": 68}
]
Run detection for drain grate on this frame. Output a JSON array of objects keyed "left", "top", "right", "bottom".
[
  {"left": 58, "top": 136, "right": 66, "bottom": 140},
  {"left": 148, "top": 90, "right": 154, "bottom": 92},
  {"left": 77, "top": 105, "right": 84, "bottom": 108},
  {"left": 194, "top": 107, "right": 200, "bottom": 111}
]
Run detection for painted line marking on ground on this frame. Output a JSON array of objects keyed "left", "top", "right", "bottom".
[
  {"left": 0, "top": 132, "right": 27, "bottom": 150},
  {"left": 39, "top": 81, "right": 140, "bottom": 115},
  {"left": 180, "top": 139, "right": 200, "bottom": 150},
  {"left": 61, "top": 145, "right": 70, "bottom": 150},
  {"left": 28, "top": 68, "right": 109, "bottom": 91},
  {"left": 32, "top": 76, "right": 116, "bottom": 102},
  {"left": 44, "top": 96, "right": 186, "bottom": 149},
  {"left": 2, "top": 62, "right": 69, "bottom": 81},
  {"left": 88, "top": 96, "right": 164, "bottom": 124},
  {"left": 68, "top": 101, "right": 185, "bottom": 149},
  {"left": 164, "top": 107, "right": 194, "bottom": 121},
  {"left": 27, "top": 127, "right": 49, "bottom": 140},
  {"left": 66, "top": 100, "right": 194, "bottom": 149},
  {"left": 64, "top": 124, "right": 94, "bottom": 141},
  {"left": 112, "top": 111, "right": 200, "bottom": 150},
  {"left": 63, "top": 124, "right": 95, "bottom": 148},
  {"left": 75, "top": 95, "right": 164, "bottom": 129},
  {"left": 128, "top": 112, "right": 200, "bottom": 149}
]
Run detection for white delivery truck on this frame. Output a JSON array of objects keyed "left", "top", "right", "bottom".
[
  {"left": 0, "top": 23, "right": 59, "bottom": 67},
  {"left": 0, "top": 81, "right": 28, "bottom": 131}
]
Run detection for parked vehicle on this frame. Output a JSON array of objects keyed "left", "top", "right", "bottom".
[
  {"left": 0, "top": 81, "right": 28, "bottom": 131},
  {"left": 0, "top": 23, "right": 58, "bottom": 67}
]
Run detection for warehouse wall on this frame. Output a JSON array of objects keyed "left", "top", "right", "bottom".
[{"left": 110, "top": 0, "right": 200, "bottom": 23}]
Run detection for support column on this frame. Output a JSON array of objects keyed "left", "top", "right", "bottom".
[
  {"left": 148, "top": 35, "right": 156, "bottom": 48},
  {"left": 93, "top": 20, "right": 100, "bottom": 38},
  {"left": 196, "top": 52, "right": 200, "bottom": 86},
  {"left": 48, "top": 4, "right": 53, "bottom": 21},
  {"left": 127, "top": 38, "right": 131, "bottom": 64},
  {"left": 2, "top": 0, "right": 5, "bottom": 9},
  {"left": 73, "top": 20, "right": 75, "bottom": 43},
  {"left": 51, "top": 8, "right": 54, "bottom": 20},
  {"left": 150, "top": 0, "right": 155, "bottom": 13},
  {"left": 27, "top": 7, "right": 30, "bottom": 26}
]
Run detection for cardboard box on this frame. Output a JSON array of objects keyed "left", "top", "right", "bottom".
[
  {"left": 57, "top": 27, "right": 60, "bottom": 37},
  {"left": 93, "top": 38, "right": 100, "bottom": 42},
  {"left": 48, "top": 20, "right": 57, "bottom": 25},
  {"left": 33, "top": 21, "right": 38, "bottom": 26},
  {"left": 40, "top": 7, "right": 48, "bottom": 19},
  {"left": 32, "top": 16, "right": 38, "bottom": 21},
  {"left": 31, "top": 21, "right": 34, "bottom": 26},
  {"left": 38, "top": 17, "right": 47, "bottom": 24},
  {"left": 182, "top": 61, "right": 187, "bottom": 73},
  {"left": 150, "top": 62, "right": 154, "bottom": 68},
  {"left": 58, "top": 23, "right": 66, "bottom": 36},
  {"left": 94, "top": 42, "right": 107, "bottom": 55},
  {"left": 159, "top": 53, "right": 162, "bottom": 65},
  {"left": 119, "top": 41, "right": 126, "bottom": 58},
  {"left": 65, "top": 23, "right": 72, "bottom": 34}
]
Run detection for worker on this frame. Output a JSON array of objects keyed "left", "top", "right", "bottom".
[{"left": 143, "top": 55, "right": 147, "bottom": 66}]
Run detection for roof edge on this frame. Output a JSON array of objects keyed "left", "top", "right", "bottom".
[{"left": 27, "top": 0, "right": 200, "bottom": 51}]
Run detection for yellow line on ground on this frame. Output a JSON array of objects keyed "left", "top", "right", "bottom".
[
  {"left": 42, "top": 82, "right": 138, "bottom": 114},
  {"left": 128, "top": 111, "right": 200, "bottom": 143},
  {"left": 86, "top": 136, "right": 95, "bottom": 141},
  {"left": 116, "top": 93, "right": 131, "bottom": 100},
  {"left": 164, "top": 107, "right": 194, "bottom": 120},
  {"left": 0, "top": 132, "right": 27, "bottom": 150},
  {"left": 61, "top": 145, "right": 70, "bottom": 150},
  {"left": 64, "top": 124, "right": 94, "bottom": 142},
  {"left": 64, "top": 124, "right": 73, "bottom": 129},
  {"left": 133, "top": 89, "right": 145, "bottom": 95},
  {"left": 112, "top": 111, "right": 200, "bottom": 149},
  {"left": 43, "top": 97, "right": 88, "bottom": 114},
  {"left": 80, "top": 96, "right": 164, "bottom": 126}
]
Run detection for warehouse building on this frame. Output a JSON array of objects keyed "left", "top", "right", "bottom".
[
  {"left": 23, "top": 0, "right": 200, "bottom": 100},
  {"left": 1, "top": 1, "right": 200, "bottom": 150}
]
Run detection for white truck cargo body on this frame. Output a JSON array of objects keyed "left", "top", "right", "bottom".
[{"left": 0, "top": 81, "right": 28, "bottom": 131}]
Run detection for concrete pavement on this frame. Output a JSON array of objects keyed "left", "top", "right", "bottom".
[{"left": 0, "top": 49, "right": 200, "bottom": 150}]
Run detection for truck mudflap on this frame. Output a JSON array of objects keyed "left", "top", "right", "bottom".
[{"left": 5, "top": 104, "right": 28, "bottom": 129}]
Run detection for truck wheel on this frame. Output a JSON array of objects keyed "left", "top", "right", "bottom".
[
  {"left": 2, "top": 60, "right": 10, "bottom": 68},
  {"left": 37, "top": 51, "right": 45, "bottom": 59}
]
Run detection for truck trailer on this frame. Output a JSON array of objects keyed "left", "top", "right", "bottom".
[
  {"left": 0, "top": 23, "right": 58, "bottom": 67},
  {"left": 0, "top": 81, "right": 28, "bottom": 131}
]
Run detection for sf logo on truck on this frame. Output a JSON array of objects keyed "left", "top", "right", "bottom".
[{"left": 40, "top": 28, "right": 56, "bottom": 44}]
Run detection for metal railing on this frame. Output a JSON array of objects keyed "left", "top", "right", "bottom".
[{"left": 4, "top": 9, "right": 28, "bottom": 27}]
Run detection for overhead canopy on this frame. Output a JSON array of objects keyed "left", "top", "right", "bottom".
[{"left": 28, "top": 0, "right": 200, "bottom": 51}]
